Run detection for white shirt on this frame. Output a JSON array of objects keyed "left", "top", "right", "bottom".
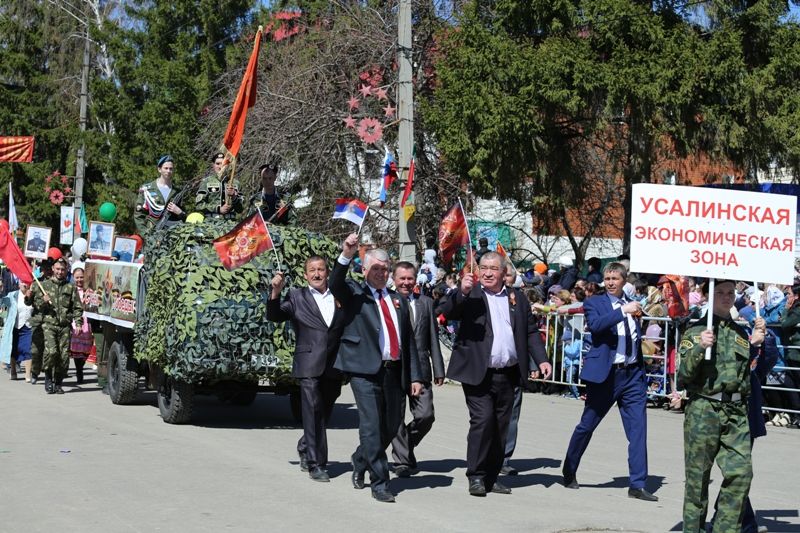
[
  {"left": 608, "top": 293, "right": 638, "bottom": 365},
  {"left": 15, "top": 291, "right": 33, "bottom": 329},
  {"left": 309, "top": 286, "right": 334, "bottom": 327},
  {"left": 368, "top": 284, "right": 402, "bottom": 361},
  {"left": 483, "top": 286, "right": 517, "bottom": 368}
]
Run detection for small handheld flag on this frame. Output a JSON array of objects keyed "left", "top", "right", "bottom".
[
  {"left": 213, "top": 211, "right": 274, "bottom": 270},
  {"left": 332, "top": 198, "right": 369, "bottom": 227}
]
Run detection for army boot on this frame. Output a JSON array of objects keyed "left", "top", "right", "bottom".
[
  {"left": 44, "top": 370, "right": 54, "bottom": 394},
  {"left": 54, "top": 375, "right": 65, "bottom": 394}
]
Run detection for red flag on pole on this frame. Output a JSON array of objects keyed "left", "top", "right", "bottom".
[
  {"left": 220, "top": 27, "right": 263, "bottom": 160},
  {"left": 213, "top": 212, "right": 274, "bottom": 270},
  {"left": 0, "top": 137, "right": 34, "bottom": 163},
  {"left": 0, "top": 226, "right": 34, "bottom": 284},
  {"left": 495, "top": 241, "right": 508, "bottom": 259},
  {"left": 400, "top": 153, "right": 415, "bottom": 207},
  {"left": 438, "top": 202, "right": 470, "bottom": 265}
]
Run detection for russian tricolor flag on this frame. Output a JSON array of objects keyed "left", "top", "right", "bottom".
[
  {"left": 379, "top": 148, "right": 397, "bottom": 206},
  {"left": 332, "top": 198, "right": 368, "bottom": 226}
]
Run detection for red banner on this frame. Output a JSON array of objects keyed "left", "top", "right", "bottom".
[
  {"left": 0, "top": 227, "right": 34, "bottom": 284},
  {"left": 0, "top": 137, "right": 34, "bottom": 163},
  {"left": 438, "top": 202, "right": 470, "bottom": 265},
  {"left": 213, "top": 212, "right": 273, "bottom": 270},
  {"left": 221, "top": 28, "right": 263, "bottom": 160}
]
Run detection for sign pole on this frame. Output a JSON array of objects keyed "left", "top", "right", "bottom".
[{"left": 704, "top": 278, "right": 715, "bottom": 360}]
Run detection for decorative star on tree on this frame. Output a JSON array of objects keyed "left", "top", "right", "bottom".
[
  {"left": 374, "top": 87, "right": 388, "bottom": 100},
  {"left": 383, "top": 104, "right": 396, "bottom": 117},
  {"left": 344, "top": 115, "right": 356, "bottom": 128},
  {"left": 348, "top": 96, "right": 360, "bottom": 110},
  {"left": 357, "top": 118, "right": 383, "bottom": 144},
  {"left": 359, "top": 84, "right": 373, "bottom": 97}
]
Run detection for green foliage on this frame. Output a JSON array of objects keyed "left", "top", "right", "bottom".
[{"left": 133, "top": 219, "right": 340, "bottom": 385}]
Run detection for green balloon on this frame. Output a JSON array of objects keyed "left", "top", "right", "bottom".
[{"left": 99, "top": 202, "right": 117, "bottom": 222}]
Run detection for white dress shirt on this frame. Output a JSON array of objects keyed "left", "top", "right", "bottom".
[
  {"left": 309, "top": 286, "right": 335, "bottom": 327},
  {"left": 483, "top": 286, "right": 517, "bottom": 368},
  {"left": 608, "top": 293, "right": 638, "bottom": 365}
]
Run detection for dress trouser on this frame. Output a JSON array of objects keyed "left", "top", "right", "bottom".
[
  {"left": 350, "top": 364, "right": 405, "bottom": 493},
  {"left": 296, "top": 376, "right": 341, "bottom": 468},
  {"left": 503, "top": 385, "right": 523, "bottom": 465},
  {"left": 392, "top": 382, "right": 435, "bottom": 468},
  {"left": 462, "top": 366, "right": 518, "bottom": 489},
  {"left": 564, "top": 365, "right": 649, "bottom": 489}
]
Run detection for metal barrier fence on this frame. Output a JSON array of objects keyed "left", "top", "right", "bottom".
[{"left": 441, "top": 312, "right": 800, "bottom": 418}]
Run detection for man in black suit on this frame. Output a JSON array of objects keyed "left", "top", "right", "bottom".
[
  {"left": 267, "top": 256, "right": 344, "bottom": 482},
  {"left": 438, "top": 252, "right": 550, "bottom": 497},
  {"left": 329, "top": 233, "right": 423, "bottom": 503},
  {"left": 390, "top": 261, "right": 445, "bottom": 477}
]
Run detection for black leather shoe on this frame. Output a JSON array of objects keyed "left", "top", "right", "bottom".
[
  {"left": 500, "top": 464, "right": 518, "bottom": 476},
  {"left": 489, "top": 481, "right": 512, "bottom": 494},
  {"left": 371, "top": 490, "right": 395, "bottom": 503},
  {"left": 30, "top": 377, "right": 38, "bottom": 385},
  {"left": 468, "top": 477, "right": 486, "bottom": 497},
  {"left": 309, "top": 466, "right": 330, "bottom": 482},
  {"left": 351, "top": 462, "right": 365, "bottom": 490},
  {"left": 628, "top": 488, "right": 658, "bottom": 502},
  {"left": 298, "top": 452, "right": 308, "bottom": 472},
  {"left": 394, "top": 465, "right": 412, "bottom": 478},
  {"left": 562, "top": 471, "right": 579, "bottom": 489},
  {"left": 55, "top": 385, "right": 65, "bottom": 395}
]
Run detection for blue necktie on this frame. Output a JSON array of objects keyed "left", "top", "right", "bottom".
[{"left": 622, "top": 298, "right": 632, "bottom": 359}]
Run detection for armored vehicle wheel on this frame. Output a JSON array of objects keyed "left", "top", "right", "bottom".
[
  {"left": 108, "top": 340, "right": 138, "bottom": 405},
  {"left": 158, "top": 375, "right": 194, "bottom": 424},
  {"left": 230, "top": 389, "right": 258, "bottom": 406}
]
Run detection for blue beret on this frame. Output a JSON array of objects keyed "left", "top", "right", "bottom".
[{"left": 157, "top": 155, "right": 174, "bottom": 167}]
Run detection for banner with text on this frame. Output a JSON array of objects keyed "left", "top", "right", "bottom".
[
  {"left": 630, "top": 184, "right": 797, "bottom": 284},
  {"left": 59, "top": 206, "right": 74, "bottom": 245},
  {"left": 83, "top": 259, "right": 141, "bottom": 328}
]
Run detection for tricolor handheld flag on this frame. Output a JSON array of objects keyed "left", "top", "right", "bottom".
[
  {"left": 74, "top": 204, "right": 89, "bottom": 235},
  {"left": 378, "top": 148, "right": 397, "bottom": 206},
  {"left": 438, "top": 202, "right": 470, "bottom": 265},
  {"left": 213, "top": 211, "right": 274, "bottom": 270},
  {"left": 332, "top": 198, "right": 368, "bottom": 227}
]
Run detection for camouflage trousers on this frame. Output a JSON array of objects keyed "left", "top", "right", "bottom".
[
  {"left": 43, "top": 324, "right": 71, "bottom": 380},
  {"left": 30, "top": 326, "right": 44, "bottom": 376},
  {"left": 683, "top": 397, "right": 752, "bottom": 533}
]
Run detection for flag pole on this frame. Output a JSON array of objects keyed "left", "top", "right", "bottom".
[
  {"left": 457, "top": 198, "right": 474, "bottom": 274},
  {"left": 356, "top": 205, "right": 370, "bottom": 238},
  {"left": 704, "top": 278, "right": 715, "bottom": 360},
  {"left": 256, "top": 208, "right": 282, "bottom": 269}
]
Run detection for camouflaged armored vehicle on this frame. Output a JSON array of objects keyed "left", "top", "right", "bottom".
[{"left": 85, "top": 220, "right": 338, "bottom": 423}]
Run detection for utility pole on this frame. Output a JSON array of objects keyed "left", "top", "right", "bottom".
[
  {"left": 396, "top": 0, "right": 416, "bottom": 262},
  {"left": 74, "top": 19, "right": 90, "bottom": 209}
]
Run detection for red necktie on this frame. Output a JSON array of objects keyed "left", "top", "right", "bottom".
[{"left": 378, "top": 289, "right": 400, "bottom": 360}]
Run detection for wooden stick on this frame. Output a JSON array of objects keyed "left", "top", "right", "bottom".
[
  {"left": 753, "top": 282, "right": 761, "bottom": 319},
  {"left": 356, "top": 205, "right": 370, "bottom": 237},
  {"left": 458, "top": 198, "right": 474, "bottom": 274},
  {"left": 704, "top": 278, "right": 715, "bottom": 360}
]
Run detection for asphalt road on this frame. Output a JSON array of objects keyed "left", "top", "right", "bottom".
[{"left": 1, "top": 370, "right": 797, "bottom": 533}]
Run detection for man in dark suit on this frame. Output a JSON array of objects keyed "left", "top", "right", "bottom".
[
  {"left": 562, "top": 262, "right": 657, "bottom": 501},
  {"left": 267, "top": 256, "right": 344, "bottom": 482},
  {"left": 438, "top": 251, "right": 550, "bottom": 497},
  {"left": 390, "top": 261, "right": 445, "bottom": 477},
  {"left": 329, "top": 233, "right": 423, "bottom": 503}
]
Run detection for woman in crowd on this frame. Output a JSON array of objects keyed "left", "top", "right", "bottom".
[
  {"left": 0, "top": 280, "right": 34, "bottom": 382},
  {"left": 69, "top": 266, "right": 94, "bottom": 384}
]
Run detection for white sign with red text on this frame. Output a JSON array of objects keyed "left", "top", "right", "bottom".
[{"left": 630, "top": 184, "right": 797, "bottom": 284}]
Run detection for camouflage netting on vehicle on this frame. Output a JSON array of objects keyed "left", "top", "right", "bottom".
[{"left": 134, "top": 219, "right": 340, "bottom": 384}]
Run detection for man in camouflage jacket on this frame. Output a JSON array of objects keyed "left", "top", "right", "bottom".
[
  {"left": 26, "top": 258, "right": 83, "bottom": 394},
  {"left": 195, "top": 152, "right": 244, "bottom": 220},
  {"left": 678, "top": 279, "right": 765, "bottom": 533}
]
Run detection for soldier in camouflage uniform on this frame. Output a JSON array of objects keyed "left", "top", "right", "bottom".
[
  {"left": 25, "top": 258, "right": 83, "bottom": 394},
  {"left": 250, "top": 162, "right": 294, "bottom": 225},
  {"left": 195, "top": 152, "right": 244, "bottom": 220},
  {"left": 678, "top": 279, "right": 765, "bottom": 533}
]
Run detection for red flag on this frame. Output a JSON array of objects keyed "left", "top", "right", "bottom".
[
  {"left": 0, "top": 227, "right": 34, "bottom": 284},
  {"left": 213, "top": 212, "right": 273, "bottom": 270},
  {"left": 438, "top": 202, "right": 470, "bottom": 265},
  {"left": 495, "top": 241, "right": 508, "bottom": 259},
  {"left": 400, "top": 155, "right": 415, "bottom": 207},
  {"left": 221, "top": 27, "right": 263, "bottom": 160},
  {"left": 0, "top": 136, "right": 34, "bottom": 163}
]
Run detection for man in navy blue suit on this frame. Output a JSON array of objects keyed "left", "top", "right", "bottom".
[{"left": 562, "top": 262, "right": 658, "bottom": 502}]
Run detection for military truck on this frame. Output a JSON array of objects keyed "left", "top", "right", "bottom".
[{"left": 84, "top": 220, "right": 338, "bottom": 424}]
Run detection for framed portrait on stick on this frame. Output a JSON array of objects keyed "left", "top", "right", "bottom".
[
  {"left": 87, "top": 221, "right": 115, "bottom": 257},
  {"left": 113, "top": 236, "right": 137, "bottom": 263},
  {"left": 24, "top": 225, "right": 52, "bottom": 260}
]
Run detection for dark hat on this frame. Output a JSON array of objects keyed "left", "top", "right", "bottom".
[
  {"left": 212, "top": 152, "right": 225, "bottom": 162},
  {"left": 54, "top": 257, "right": 67, "bottom": 267},
  {"left": 157, "top": 155, "right": 174, "bottom": 167},
  {"left": 259, "top": 162, "right": 279, "bottom": 174}
]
